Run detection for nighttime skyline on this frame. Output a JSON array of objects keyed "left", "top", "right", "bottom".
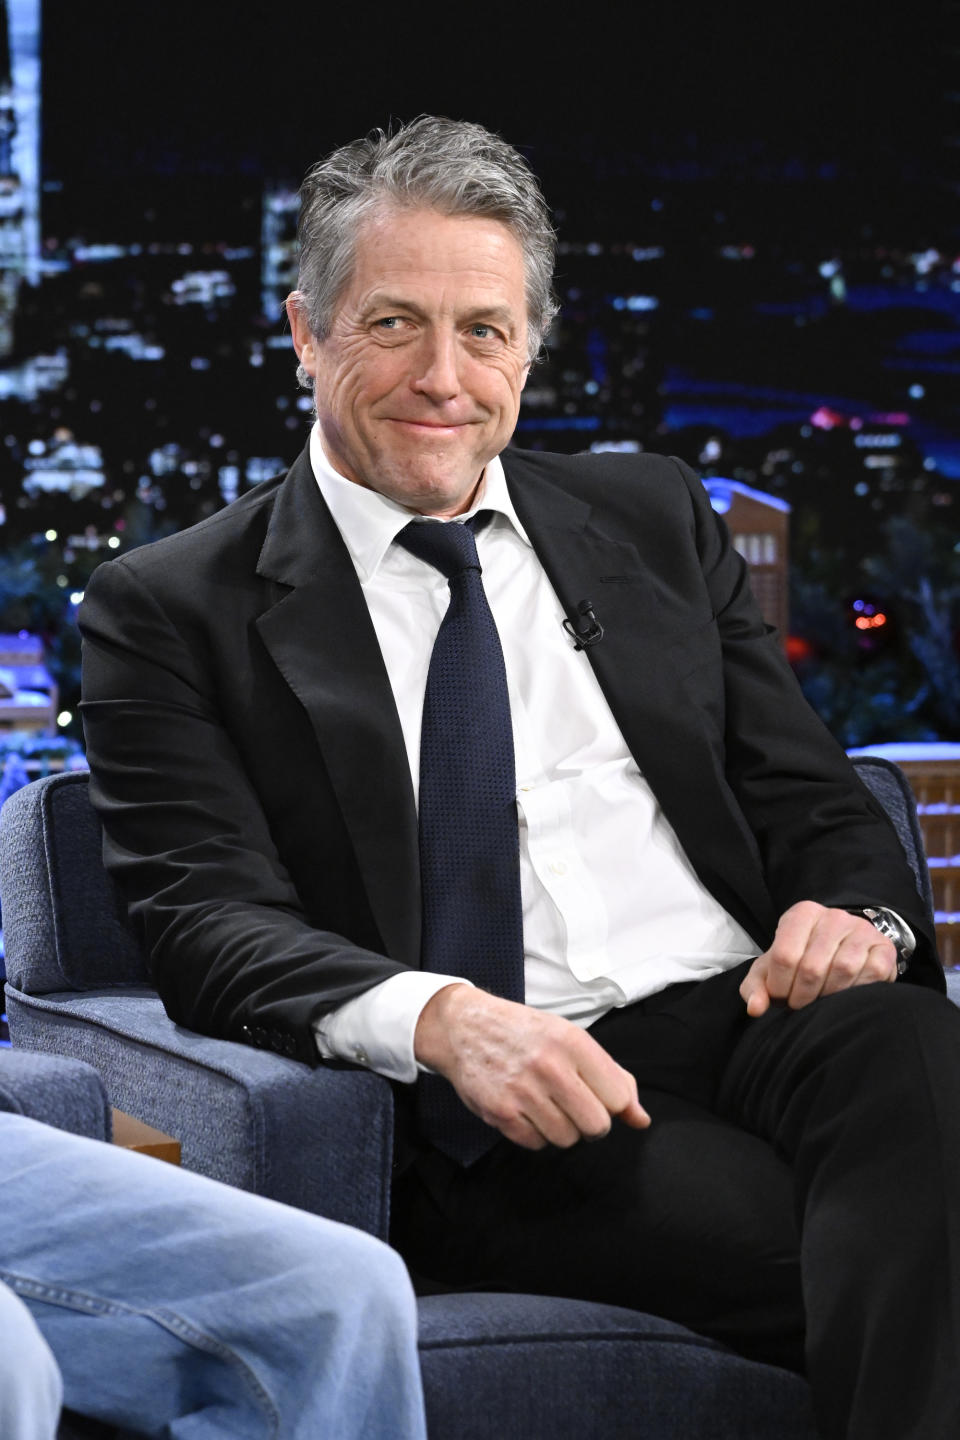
[{"left": 1, "top": 0, "right": 959, "bottom": 751}]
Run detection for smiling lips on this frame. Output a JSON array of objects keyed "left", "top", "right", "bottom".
[{"left": 388, "top": 418, "right": 476, "bottom": 435}]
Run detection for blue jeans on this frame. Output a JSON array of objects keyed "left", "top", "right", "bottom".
[{"left": 0, "top": 1114, "right": 427, "bottom": 1439}]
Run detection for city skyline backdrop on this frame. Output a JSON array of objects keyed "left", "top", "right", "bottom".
[{"left": 1, "top": 1, "right": 959, "bottom": 749}]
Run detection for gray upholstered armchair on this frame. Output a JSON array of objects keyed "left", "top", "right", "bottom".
[
  {"left": 0, "top": 1046, "right": 112, "bottom": 1153},
  {"left": 9, "top": 764, "right": 935, "bottom": 1437},
  {"left": 0, "top": 769, "right": 392, "bottom": 1233}
]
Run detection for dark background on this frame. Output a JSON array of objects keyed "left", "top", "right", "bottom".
[
  {"left": 44, "top": 2, "right": 944, "bottom": 195},
  {"left": 5, "top": 0, "right": 959, "bottom": 751}
]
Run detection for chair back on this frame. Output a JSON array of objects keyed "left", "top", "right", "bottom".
[
  {"left": 0, "top": 772, "right": 150, "bottom": 996},
  {"left": 850, "top": 755, "right": 936, "bottom": 919}
]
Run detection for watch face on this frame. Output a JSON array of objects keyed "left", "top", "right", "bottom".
[
  {"left": 861, "top": 907, "right": 913, "bottom": 967},
  {"left": 881, "top": 919, "right": 899, "bottom": 945}
]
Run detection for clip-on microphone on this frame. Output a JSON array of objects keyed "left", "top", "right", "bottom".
[{"left": 562, "top": 599, "right": 604, "bottom": 651}]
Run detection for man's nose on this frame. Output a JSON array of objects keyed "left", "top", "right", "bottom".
[{"left": 410, "top": 332, "right": 462, "bottom": 401}]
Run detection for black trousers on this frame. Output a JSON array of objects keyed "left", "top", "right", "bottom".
[{"left": 391, "top": 965, "right": 960, "bottom": 1440}]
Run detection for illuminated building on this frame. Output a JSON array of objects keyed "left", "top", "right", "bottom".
[
  {"left": 0, "top": 631, "right": 56, "bottom": 734},
  {"left": 260, "top": 187, "right": 298, "bottom": 322},
  {"left": 703, "top": 479, "right": 791, "bottom": 642},
  {"left": 22, "top": 430, "right": 106, "bottom": 500},
  {"left": 0, "top": 0, "right": 39, "bottom": 359}
]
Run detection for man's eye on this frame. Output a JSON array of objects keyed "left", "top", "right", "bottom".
[
  {"left": 471, "top": 324, "right": 499, "bottom": 341},
  {"left": 376, "top": 316, "right": 402, "bottom": 329}
]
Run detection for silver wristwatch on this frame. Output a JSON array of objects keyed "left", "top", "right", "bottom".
[{"left": 856, "top": 906, "right": 916, "bottom": 977}]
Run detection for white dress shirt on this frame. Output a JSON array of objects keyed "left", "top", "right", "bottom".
[{"left": 309, "top": 425, "right": 760, "bottom": 1081}]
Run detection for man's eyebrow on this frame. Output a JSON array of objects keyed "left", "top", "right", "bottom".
[
  {"left": 459, "top": 304, "right": 518, "bottom": 330},
  {"left": 360, "top": 294, "right": 426, "bottom": 320},
  {"left": 359, "top": 295, "right": 519, "bottom": 331}
]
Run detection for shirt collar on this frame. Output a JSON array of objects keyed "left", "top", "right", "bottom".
[{"left": 308, "top": 422, "right": 531, "bottom": 580}]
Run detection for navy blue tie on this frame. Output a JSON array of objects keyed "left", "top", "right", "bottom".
[{"left": 395, "top": 515, "right": 524, "bottom": 1165}]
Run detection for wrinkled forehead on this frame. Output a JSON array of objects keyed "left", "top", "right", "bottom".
[{"left": 339, "top": 206, "right": 530, "bottom": 317}]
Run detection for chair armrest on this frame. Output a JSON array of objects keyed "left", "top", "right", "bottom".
[
  {"left": 7, "top": 988, "right": 394, "bottom": 1238},
  {"left": 0, "top": 1049, "right": 112, "bottom": 1142}
]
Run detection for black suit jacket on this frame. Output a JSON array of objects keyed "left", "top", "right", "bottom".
[{"left": 79, "top": 445, "right": 942, "bottom": 1064}]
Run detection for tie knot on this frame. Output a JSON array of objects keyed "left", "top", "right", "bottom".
[{"left": 395, "top": 517, "right": 482, "bottom": 580}]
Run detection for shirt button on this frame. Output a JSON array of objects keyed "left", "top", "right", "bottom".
[
  {"left": 549, "top": 860, "right": 568, "bottom": 876},
  {"left": 354, "top": 1048, "right": 369, "bottom": 1065}
]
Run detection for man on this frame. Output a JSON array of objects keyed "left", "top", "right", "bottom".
[
  {"left": 79, "top": 117, "right": 960, "bottom": 1440},
  {"left": 0, "top": 1105, "right": 426, "bottom": 1438}
]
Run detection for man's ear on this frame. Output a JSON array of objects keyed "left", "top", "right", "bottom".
[{"left": 285, "top": 293, "right": 318, "bottom": 378}]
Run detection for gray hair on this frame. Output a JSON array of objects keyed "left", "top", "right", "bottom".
[{"left": 290, "top": 115, "right": 559, "bottom": 386}]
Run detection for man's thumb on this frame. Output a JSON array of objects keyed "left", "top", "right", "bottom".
[{"left": 739, "top": 957, "right": 771, "bottom": 1017}]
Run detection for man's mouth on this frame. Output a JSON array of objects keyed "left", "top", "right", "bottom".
[{"left": 388, "top": 419, "right": 472, "bottom": 435}]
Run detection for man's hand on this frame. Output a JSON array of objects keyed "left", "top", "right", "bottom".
[
  {"left": 739, "top": 900, "right": 899, "bottom": 1018},
  {"left": 414, "top": 984, "right": 650, "bottom": 1151}
]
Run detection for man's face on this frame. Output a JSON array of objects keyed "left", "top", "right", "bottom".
[{"left": 287, "top": 208, "right": 530, "bottom": 517}]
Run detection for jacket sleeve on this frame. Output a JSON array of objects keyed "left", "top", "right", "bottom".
[
  {"left": 676, "top": 460, "right": 941, "bottom": 987},
  {"left": 79, "top": 556, "right": 410, "bottom": 1064}
]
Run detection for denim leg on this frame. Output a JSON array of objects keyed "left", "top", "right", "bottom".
[
  {"left": 0, "top": 1114, "right": 426, "bottom": 1440},
  {"left": 0, "top": 1276, "right": 63, "bottom": 1439}
]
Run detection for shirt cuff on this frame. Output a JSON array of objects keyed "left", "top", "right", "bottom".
[{"left": 312, "top": 972, "right": 474, "bottom": 1083}]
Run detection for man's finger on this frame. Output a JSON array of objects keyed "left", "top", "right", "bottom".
[
  {"left": 615, "top": 1093, "right": 652, "bottom": 1130},
  {"left": 576, "top": 1047, "right": 651, "bottom": 1131},
  {"left": 757, "top": 901, "right": 838, "bottom": 1007},
  {"left": 818, "top": 938, "right": 897, "bottom": 995},
  {"left": 520, "top": 1096, "right": 586, "bottom": 1150},
  {"left": 740, "top": 956, "right": 772, "bottom": 1016},
  {"left": 493, "top": 1064, "right": 649, "bottom": 1147}
]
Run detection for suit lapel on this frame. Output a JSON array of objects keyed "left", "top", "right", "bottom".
[
  {"left": 249, "top": 444, "right": 775, "bottom": 966},
  {"left": 254, "top": 450, "right": 421, "bottom": 967},
  {"left": 502, "top": 449, "right": 777, "bottom": 943}
]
